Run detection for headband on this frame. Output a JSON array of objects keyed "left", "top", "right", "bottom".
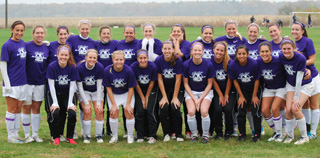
[
  {"left": 225, "top": 20, "right": 238, "bottom": 27},
  {"left": 294, "top": 22, "right": 305, "bottom": 29},
  {"left": 191, "top": 42, "right": 203, "bottom": 50},
  {"left": 57, "top": 25, "right": 69, "bottom": 33},
  {"left": 248, "top": 23, "right": 260, "bottom": 30},
  {"left": 58, "top": 46, "right": 69, "bottom": 53},
  {"left": 201, "top": 25, "right": 213, "bottom": 32},
  {"left": 80, "top": 20, "right": 91, "bottom": 25},
  {"left": 281, "top": 39, "right": 294, "bottom": 45},
  {"left": 174, "top": 24, "right": 185, "bottom": 32},
  {"left": 124, "top": 25, "right": 135, "bottom": 31},
  {"left": 163, "top": 41, "right": 174, "bottom": 46},
  {"left": 137, "top": 51, "right": 148, "bottom": 57},
  {"left": 143, "top": 24, "right": 154, "bottom": 30}
]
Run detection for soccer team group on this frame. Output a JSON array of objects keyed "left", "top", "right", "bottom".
[{"left": 1, "top": 19, "right": 319, "bottom": 145}]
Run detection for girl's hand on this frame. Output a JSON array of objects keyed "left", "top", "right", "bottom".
[
  {"left": 224, "top": 95, "right": 229, "bottom": 107},
  {"left": 219, "top": 95, "right": 225, "bottom": 107},
  {"left": 171, "top": 97, "right": 181, "bottom": 109},
  {"left": 159, "top": 97, "right": 169, "bottom": 109},
  {"left": 83, "top": 104, "right": 91, "bottom": 114},
  {"left": 110, "top": 105, "right": 118, "bottom": 116},
  {"left": 292, "top": 99, "right": 301, "bottom": 111},
  {"left": 95, "top": 104, "right": 104, "bottom": 115},
  {"left": 251, "top": 96, "right": 261, "bottom": 108},
  {"left": 237, "top": 96, "right": 247, "bottom": 108},
  {"left": 67, "top": 105, "right": 77, "bottom": 112},
  {"left": 50, "top": 106, "right": 59, "bottom": 113},
  {"left": 126, "top": 104, "right": 134, "bottom": 115}
]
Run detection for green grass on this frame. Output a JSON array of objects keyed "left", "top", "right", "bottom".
[{"left": 0, "top": 27, "right": 320, "bottom": 157}]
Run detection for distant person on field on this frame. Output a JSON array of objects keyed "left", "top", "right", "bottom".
[
  {"left": 292, "top": 14, "right": 297, "bottom": 23},
  {"left": 250, "top": 15, "right": 256, "bottom": 24},
  {"left": 262, "top": 18, "right": 270, "bottom": 28},
  {"left": 308, "top": 14, "right": 312, "bottom": 28},
  {"left": 277, "top": 20, "right": 283, "bottom": 28}
]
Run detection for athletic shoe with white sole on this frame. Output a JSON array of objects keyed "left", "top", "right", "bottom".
[
  {"left": 8, "top": 137, "right": 23, "bottom": 144},
  {"left": 24, "top": 136, "right": 34, "bottom": 143},
  {"left": 283, "top": 134, "right": 293, "bottom": 144},
  {"left": 176, "top": 137, "right": 184, "bottom": 142},
  {"left": 60, "top": 135, "right": 66, "bottom": 142},
  {"left": 96, "top": 136, "right": 104, "bottom": 143},
  {"left": 231, "top": 130, "right": 238, "bottom": 137},
  {"left": 202, "top": 136, "right": 209, "bottom": 144},
  {"left": 163, "top": 134, "right": 170, "bottom": 142},
  {"left": 261, "top": 125, "right": 265, "bottom": 135},
  {"left": 137, "top": 139, "right": 144, "bottom": 143},
  {"left": 83, "top": 135, "right": 91, "bottom": 144},
  {"left": 33, "top": 135, "right": 43, "bottom": 143},
  {"left": 267, "top": 132, "right": 277, "bottom": 141},
  {"left": 274, "top": 134, "right": 284, "bottom": 142},
  {"left": 171, "top": 133, "right": 176, "bottom": 139},
  {"left": 186, "top": 132, "right": 192, "bottom": 139},
  {"left": 309, "top": 134, "right": 317, "bottom": 140},
  {"left": 127, "top": 135, "right": 134, "bottom": 144},
  {"left": 148, "top": 137, "right": 156, "bottom": 144},
  {"left": 109, "top": 136, "right": 118, "bottom": 143},
  {"left": 73, "top": 132, "right": 78, "bottom": 139},
  {"left": 294, "top": 136, "right": 309, "bottom": 145}
]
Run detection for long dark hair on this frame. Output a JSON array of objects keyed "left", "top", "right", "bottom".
[
  {"left": 10, "top": 20, "right": 25, "bottom": 38},
  {"left": 234, "top": 45, "right": 249, "bottom": 63},
  {"left": 162, "top": 41, "right": 178, "bottom": 67},
  {"left": 200, "top": 24, "right": 214, "bottom": 44},
  {"left": 293, "top": 22, "right": 308, "bottom": 38}
]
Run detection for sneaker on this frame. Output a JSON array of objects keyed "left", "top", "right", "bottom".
[
  {"left": 309, "top": 134, "right": 317, "bottom": 140},
  {"left": 163, "top": 134, "right": 170, "bottom": 142},
  {"left": 123, "top": 132, "right": 128, "bottom": 138},
  {"left": 137, "top": 139, "right": 144, "bottom": 143},
  {"left": 214, "top": 135, "right": 223, "bottom": 140},
  {"left": 176, "top": 137, "right": 184, "bottom": 142},
  {"left": 294, "top": 136, "right": 309, "bottom": 145},
  {"left": 33, "top": 135, "right": 43, "bottom": 143},
  {"left": 16, "top": 135, "right": 24, "bottom": 141},
  {"left": 109, "top": 136, "right": 118, "bottom": 143},
  {"left": 8, "top": 137, "right": 23, "bottom": 144},
  {"left": 96, "top": 136, "right": 104, "bottom": 143},
  {"left": 54, "top": 138, "right": 60, "bottom": 145},
  {"left": 73, "top": 132, "right": 78, "bottom": 140},
  {"left": 307, "top": 132, "right": 312, "bottom": 138},
  {"left": 224, "top": 134, "right": 231, "bottom": 141},
  {"left": 83, "top": 135, "right": 91, "bottom": 144},
  {"left": 267, "top": 132, "right": 277, "bottom": 142},
  {"left": 127, "top": 135, "right": 134, "bottom": 144},
  {"left": 60, "top": 135, "right": 66, "bottom": 142},
  {"left": 274, "top": 134, "right": 284, "bottom": 142},
  {"left": 191, "top": 136, "right": 198, "bottom": 143},
  {"left": 251, "top": 134, "right": 260, "bottom": 143},
  {"left": 208, "top": 132, "right": 214, "bottom": 139},
  {"left": 24, "top": 136, "right": 34, "bottom": 143},
  {"left": 148, "top": 137, "right": 156, "bottom": 144},
  {"left": 186, "top": 132, "right": 192, "bottom": 139},
  {"left": 261, "top": 125, "right": 265, "bottom": 135},
  {"left": 202, "top": 136, "right": 209, "bottom": 144},
  {"left": 171, "top": 133, "right": 176, "bottom": 139},
  {"left": 67, "top": 138, "right": 77, "bottom": 145},
  {"left": 283, "top": 134, "right": 293, "bottom": 144},
  {"left": 238, "top": 134, "right": 246, "bottom": 141},
  {"left": 231, "top": 130, "right": 238, "bottom": 137}
]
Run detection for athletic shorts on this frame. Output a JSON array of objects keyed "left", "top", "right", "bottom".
[
  {"left": 107, "top": 92, "right": 135, "bottom": 109},
  {"left": 286, "top": 81, "right": 314, "bottom": 97},
  {"left": 184, "top": 90, "right": 214, "bottom": 101},
  {"left": 311, "top": 74, "right": 320, "bottom": 96},
  {"left": 2, "top": 84, "right": 28, "bottom": 101},
  {"left": 78, "top": 90, "right": 104, "bottom": 103},
  {"left": 25, "top": 84, "right": 45, "bottom": 102},
  {"left": 262, "top": 87, "right": 286, "bottom": 100}
]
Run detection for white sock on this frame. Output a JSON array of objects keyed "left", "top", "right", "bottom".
[
  {"left": 21, "top": 114, "right": 31, "bottom": 138},
  {"left": 201, "top": 115, "right": 210, "bottom": 137},
  {"left": 83, "top": 120, "right": 91, "bottom": 137},
  {"left": 265, "top": 115, "right": 275, "bottom": 132},
  {"left": 109, "top": 118, "right": 119, "bottom": 138},
  {"left": 296, "top": 117, "right": 307, "bottom": 138},
  {"left": 14, "top": 113, "right": 21, "bottom": 137},
  {"left": 187, "top": 115, "right": 197, "bottom": 137},
  {"left": 273, "top": 115, "right": 282, "bottom": 135},
  {"left": 95, "top": 120, "right": 104, "bottom": 137},
  {"left": 31, "top": 114, "right": 41, "bottom": 137},
  {"left": 247, "top": 112, "right": 254, "bottom": 131},
  {"left": 126, "top": 118, "right": 135, "bottom": 137},
  {"left": 286, "top": 119, "right": 295, "bottom": 138},
  {"left": 302, "top": 109, "right": 311, "bottom": 124},
  {"left": 280, "top": 110, "right": 286, "bottom": 132},
  {"left": 311, "top": 109, "right": 320, "bottom": 135},
  {"left": 6, "top": 111, "right": 15, "bottom": 139},
  {"left": 79, "top": 109, "right": 84, "bottom": 135}
]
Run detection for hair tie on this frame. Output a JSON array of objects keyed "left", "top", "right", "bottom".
[
  {"left": 201, "top": 25, "right": 213, "bottom": 32},
  {"left": 137, "top": 51, "right": 148, "bottom": 57}
]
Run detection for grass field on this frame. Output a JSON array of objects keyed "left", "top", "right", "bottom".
[{"left": 0, "top": 27, "right": 319, "bottom": 157}]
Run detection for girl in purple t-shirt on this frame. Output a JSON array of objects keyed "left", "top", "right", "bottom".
[
  {"left": 1, "top": 21, "right": 27, "bottom": 143},
  {"left": 46, "top": 45, "right": 78, "bottom": 145},
  {"left": 76, "top": 49, "right": 104, "bottom": 144},
  {"left": 139, "top": 23, "right": 162, "bottom": 62},
  {"left": 22, "top": 25, "right": 49, "bottom": 143},
  {"left": 169, "top": 24, "right": 191, "bottom": 61},
  {"left": 292, "top": 22, "right": 319, "bottom": 139},
  {"left": 183, "top": 42, "right": 214, "bottom": 143},
  {"left": 245, "top": 23, "right": 267, "bottom": 60},
  {"left": 48, "top": 26, "right": 71, "bottom": 64},
  {"left": 191, "top": 25, "right": 215, "bottom": 60}
]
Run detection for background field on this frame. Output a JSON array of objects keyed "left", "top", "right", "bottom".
[{"left": 0, "top": 26, "right": 319, "bottom": 158}]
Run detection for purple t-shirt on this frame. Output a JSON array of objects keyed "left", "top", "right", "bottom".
[
  {"left": 257, "top": 57, "right": 286, "bottom": 89},
  {"left": 228, "top": 58, "right": 260, "bottom": 92},
  {"left": 214, "top": 35, "right": 248, "bottom": 60},
  {"left": 138, "top": 38, "right": 162, "bottom": 56},
  {"left": 180, "top": 40, "right": 191, "bottom": 61},
  {"left": 1, "top": 38, "right": 27, "bottom": 86},
  {"left": 67, "top": 35, "right": 96, "bottom": 64},
  {"left": 269, "top": 39, "right": 283, "bottom": 57},
  {"left": 279, "top": 51, "right": 312, "bottom": 86},
  {"left": 295, "top": 36, "right": 318, "bottom": 78},
  {"left": 116, "top": 39, "right": 140, "bottom": 66},
  {"left": 95, "top": 40, "right": 118, "bottom": 68},
  {"left": 76, "top": 61, "right": 104, "bottom": 92},
  {"left": 154, "top": 55, "right": 183, "bottom": 89},
  {"left": 25, "top": 41, "right": 49, "bottom": 85},
  {"left": 183, "top": 59, "right": 215, "bottom": 92},
  {"left": 244, "top": 39, "right": 267, "bottom": 60},
  {"left": 48, "top": 41, "right": 72, "bottom": 64},
  {"left": 102, "top": 64, "right": 137, "bottom": 94},
  {"left": 210, "top": 58, "right": 231, "bottom": 92},
  {"left": 130, "top": 61, "right": 158, "bottom": 90},
  {"left": 191, "top": 40, "right": 214, "bottom": 60},
  {"left": 46, "top": 61, "right": 78, "bottom": 95}
]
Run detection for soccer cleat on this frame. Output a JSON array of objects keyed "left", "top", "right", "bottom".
[
  {"left": 231, "top": 130, "right": 238, "bottom": 137},
  {"left": 176, "top": 137, "right": 184, "bottom": 142},
  {"left": 267, "top": 132, "right": 277, "bottom": 141},
  {"left": 283, "top": 134, "right": 293, "bottom": 144},
  {"left": 294, "top": 136, "right": 309, "bottom": 145},
  {"left": 16, "top": 135, "right": 24, "bottom": 141},
  {"left": 163, "top": 134, "right": 170, "bottom": 142},
  {"left": 54, "top": 138, "right": 60, "bottom": 145},
  {"left": 73, "top": 132, "right": 78, "bottom": 140},
  {"left": 274, "top": 134, "right": 284, "bottom": 142},
  {"left": 202, "top": 136, "right": 209, "bottom": 144},
  {"left": 307, "top": 132, "right": 312, "bottom": 138},
  {"left": 33, "top": 135, "right": 43, "bottom": 143},
  {"left": 109, "top": 136, "right": 118, "bottom": 143},
  {"left": 67, "top": 138, "right": 77, "bottom": 145},
  {"left": 148, "top": 137, "right": 156, "bottom": 144},
  {"left": 8, "top": 137, "right": 23, "bottom": 144},
  {"left": 208, "top": 132, "right": 214, "bottom": 139},
  {"left": 60, "top": 135, "right": 66, "bottom": 142},
  {"left": 309, "top": 134, "right": 317, "bottom": 140},
  {"left": 238, "top": 134, "right": 246, "bottom": 141},
  {"left": 123, "top": 132, "right": 128, "bottom": 138},
  {"left": 251, "top": 134, "right": 260, "bottom": 143},
  {"left": 186, "top": 132, "right": 192, "bottom": 139},
  {"left": 171, "top": 133, "right": 176, "bottom": 139},
  {"left": 127, "top": 135, "right": 134, "bottom": 144},
  {"left": 191, "top": 136, "right": 199, "bottom": 143},
  {"left": 83, "top": 135, "right": 91, "bottom": 144},
  {"left": 96, "top": 136, "right": 104, "bottom": 143},
  {"left": 137, "top": 139, "right": 144, "bottom": 143},
  {"left": 261, "top": 125, "right": 265, "bottom": 135},
  {"left": 24, "top": 136, "right": 34, "bottom": 143}
]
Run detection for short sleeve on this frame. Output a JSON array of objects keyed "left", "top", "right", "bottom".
[
  {"left": 96, "top": 63, "right": 104, "bottom": 79},
  {"left": 154, "top": 56, "right": 162, "bottom": 74},
  {"left": 127, "top": 67, "right": 137, "bottom": 88},
  {"left": 207, "top": 62, "right": 215, "bottom": 78},
  {"left": 150, "top": 63, "right": 158, "bottom": 81},
  {"left": 1, "top": 43, "right": 10, "bottom": 62},
  {"left": 46, "top": 64, "right": 55, "bottom": 79},
  {"left": 176, "top": 57, "right": 183, "bottom": 75},
  {"left": 180, "top": 41, "right": 191, "bottom": 60},
  {"left": 306, "top": 39, "right": 316, "bottom": 56},
  {"left": 182, "top": 61, "right": 189, "bottom": 78},
  {"left": 70, "top": 66, "right": 78, "bottom": 81},
  {"left": 228, "top": 62, "right": 236, "bottom": 80},
  {"left": 102, "top": 67, "right": 111, "bottom": 87}
]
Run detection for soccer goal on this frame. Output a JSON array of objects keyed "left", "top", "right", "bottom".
[{"left": 289, "top": 12, "right": 320, "bottom": 27}]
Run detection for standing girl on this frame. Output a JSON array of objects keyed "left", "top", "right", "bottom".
[
  {"left": 268, "top": 23, "right": 284, "bottom": 57},
  {"left": 245, "top": 23, "right": 267, "bottom": 60},
  {"left": 169, "top": 24, "right": 191, "bottom": 61},
  {"left": 139, "top": 23, "right": 162, "bottom": 62},
  {"left": 48, "top": 25, "right": 70, "bottom": 64},
  {"left": 191, "top": 25, "right": 215, "bottom": 60}
]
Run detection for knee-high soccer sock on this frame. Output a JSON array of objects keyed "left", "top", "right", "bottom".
[
  {"left": 273, "top": 115, "right": 282, "bottom": 135},
  {"left": 286, "top": 119, "right": 295, "bottom": 138},
  {"left": 83, "top": 120, "right": 91, "bottom": 137},
  {"left": 22, "top": 114, "right": 31, "bottom": 138},
  {"left": 95, "top": 120, "right": 104, "bottom": 137},
  {"left": 6, "top": 111, "right": 15, "bottom": 139},
  {"left": 302, "top": 109, "right": 311, "bottom": 132},
  {"left": 280, "top": 110, "right": 286, "bottom": 134},
  {"left": 14, "top": 113, "right": 21, "bottom": 137},
  {"left": 187, "top": 115, "right": 197, "bottom": 137},
  {"left": 109, "top": 118, "right": 118, "bottom": 138},
  {"left": 79, "top": 109, "right": 84, "bottom": 135},
  {"left": 201, "top": 116, "right": 210, "bottom": 137},
  {"left": 265, "top": 115, "right": 275, "bottom": 132},
  {"left": 296, "top": 117, "right": 307, "bottom": 138},
  {"left": 126, "top": 118, "right": 135, "bottom": 137},
  {"left": 31, "top": 114, "right": 41, "bottom": 137},
  {"left": 247, "top": 112, "right": 254, "bottom": 131},
  {"left": 311, "top": 109, "right": 320, "bottom": 135}
]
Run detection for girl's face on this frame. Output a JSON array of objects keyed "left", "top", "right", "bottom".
[
  {"left": 137, "top": 53, "right": 148, "bottom": 68},
  {"left": 247, "top": 26, "right": 259, "bottom": 42},
  {"left": 162, "top": 43, "right": 174, "bottom": 59},
  {"left": 78, "top": 23, "right": 91, "bottom": 38},
  {"left": 11, "top": 24, "right": 25, "bottom": 41},
  {"left": 85, "top": 52, "right": 98, "bottom": 67},
  {"left": 236, "top": 48, "right": 248, "bottom": 64},
  {"left": 57, "top": 49, "right": 69, "bottom": 66},
  {"left": 143, "top": 25, "right": 154, "bottom": 39},
  {"left": 291, "top": 24, "right": 304, "bottom": 40},
  {"left": 57, "top": 29, "right": 68, "bottom": 44},
  {"left": 112, "top": 54, "right": 125, "bottom": 70},
  {"left": 191, "top": 45, "right": 203, "bottom": 60},
  {"left": 281, "top": 43, "right": 294, "bottom": 59},
  {"left": 123, "top": 27, "right": 136, "bottom": 43},
  {"left": 259, "top": 45, "right": 272, "bottom": 62},
  {"left": 100, "top": 28, "right": 111, "bottom": 43},
  {"left": 201, "top": 28, "right": 213, "bottom": 43},
  {"left": 225, "top": 23, "right": 237, "bottom": 37},
  {"left": 268, "top": 26, "right": 281, "bottom": 41},
  {"left": 171, "top": 26, "right": 184, "bottom": 40},
  {"left": 33, "top": 27, "right": 45, "bottom": 44},
  {"left": 214, "top": 44, "right": 226, "bottom": 61}
]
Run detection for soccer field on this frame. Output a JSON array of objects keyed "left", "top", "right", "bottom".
[{"left": 0, "top": 27, "right": 319, "bottom": 157}]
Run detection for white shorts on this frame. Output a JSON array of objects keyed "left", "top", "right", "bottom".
[
  {"left": 78, "top": 90, "right": 104, "bottom": 103},
  {"left": 286, "top": 81, "right": 314, "bottom": 97},
  {"left": 2, "top": 84, "right": 28, "bottom": 101},
  {"left": 311, "top": 74, "right": 320, "bottom": 96},
  {"left": 107, "top": 92, "right": 135, "bottom": 109},
  {"left": 262, "top": 87, "right": 286, "bottom": 100},
  {"left": 25, "top": 84, "right": 45, "bottom": 102},
  {"left": 184, "top": 90, "right": 214, "bottom": 101}
]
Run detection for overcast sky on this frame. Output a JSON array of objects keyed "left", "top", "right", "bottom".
[{"left": 0, "top": 0, "right": 300, "bottom": 4}]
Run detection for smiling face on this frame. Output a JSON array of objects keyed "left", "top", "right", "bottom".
[
  {"left": 57, "top": 29, "right": 68, "bottom": 44},
  {"left": 57, "top": 49, "right": 70, "bottom": 67},
  {"left": 214, "top": 43, "right": 226, "bottom": 61},
  {"left": 85, "top": 51, "right": 98, "bottom": 68},
  {"left": 143, "top": 25, "right": 154, "bottom": 39},
  {"left": 191, "top": 44, "right": 203, "bottom": 60},
  {"left": 281, "top": 43, "right": 294, "bottom": 59},
  {"left": 236, "top": 48, "right": 248, "bottom": 65},
  {"left": 259, "top": 45, "right": 272, "bottom": 63},
  {"left": 137, "top": 53, "right": 148, "bottom": 68},
  {"left": 291, "top": 24, "right": 304, "bottom": 40},
  {"left": 123, "top": 27, "right": 136, "bottom": 43},
  {"left": 33, "top": 27, "right": 46, "bottom": 45},
  {"left": 268, "top": 25, "right": 281, "bottom": 41},
  {"left": 78, "top": 23, "right": 91, "bottom": 38},
  {"left": 162, "top": 43, "right": 174, "bottom": 59},
  {"left": 112, "top": 54, "right": 125, "bottom": 70},
  {"left": 11, "top": 24, "right": 25, "bottom": 41},
  {"left": 225, "top": 23, "right": 237, "bottom": 37},
  {"left": 100, "top": 28, "right": 111, "bottom": 43},
  {"left": 247, "top": 26, "right": 259, "bottom": 42},
  {"left": 171, "top": 26, "right": 184, "bottom": 40},
  {"left": 201, "top": 28, "right": 213, "bottom": 43}
]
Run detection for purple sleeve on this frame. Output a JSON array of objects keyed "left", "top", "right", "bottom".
[
  {"left": 46, "top": 65, "right": 54, "bottom": 79},
  {"left": 76, "top": 67, "right": 81, "bottom": 82},
  {"left": 297, "top": 56, "right": 306, "bottom": 72},
  {"left": 151, "top": 63, "right": 158, "bottom": 81},
  {"left": 154, "top": 57, "right": 162, "bottom": 74},
  {"left": 241, "top": 36, "right": 248, "bottom": 44},
  {"left": 207, "top": 62, "right": 215, "bottom": 78},
  {"left": 176, "top": 57, "right": 183, "bottom": 74},
  {"left": 180, "top": 41, "right": 191, "bottom": 60},
  {"left": 254, "top": 62, "right": 261, "bottom": 80},
  {"left": 182, "top": 61, "right": 188, "bottom": 78},
  {"left": 71, "top": 66, "right": 78, "bottom": 81},
  {"left": 102, "top": 67, "right": 111, "bottom": 87},
  {"left": 96, "top": 63, "right": 104, "bottom": 79},
  {"left": 228, "top": 62, "right": 236, "bottom": 80},
  {"left": 1, "top": 43, "right": 10, "bottom": 62},
  {"left": 154, "top": 39, "right": 163, "bottom": 56},
  {"left": 127, "top": 67, "right": 137, "bottom": 88},
  {"left": 306, "top": 39, "right": 316, "bottom": 56}
]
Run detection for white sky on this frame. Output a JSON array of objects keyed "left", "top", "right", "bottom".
[{"left": 0, "top": 0, "right": 301, "bottom": 4}]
